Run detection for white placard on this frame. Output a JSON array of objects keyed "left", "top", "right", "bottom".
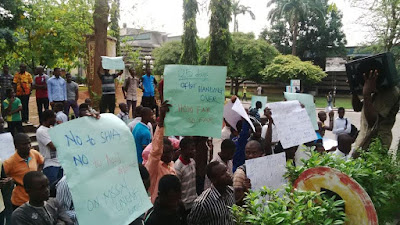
[
  {"left": 232, "top": 99, "right": 255, "bottom": 132},
  {"left": 323, "top": 137, "right": 338, "bottom": 150},
  {"left": 246, "top": 152, "right": 287, "bottom": 190},
  {"left": 0, "top": 133, "right": 15, "bottom": 160},
  {"left": 101, "top": 56, "right": 125, "bottom": 70},
  {"left": 267, "top": 101, "right": 317, "bottom": 149},
  {"left": 223, "top": 101, "right": 242, "bottom": 131}
]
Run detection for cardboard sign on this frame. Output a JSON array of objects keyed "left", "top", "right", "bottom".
[
  {"left": 164, "top": 65, "right": 227, "bottom": 138},
  {"left": 284, "top": 92, "right": 318, "bottom": 130},
  {"left": 246, "top": 152, "right": 287, "bottom": 190},
  {"left": 49, "top": 114, "right": 152, "bottom": 225},
  {"left": 101, "top": 56, "right": 125, "bottom": 70}
]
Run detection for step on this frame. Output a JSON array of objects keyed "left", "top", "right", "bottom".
[
  {"left": 26, "top": 132, "right": 37, "bottom": 142},
  {"left": 31, "top": 141, "right": 39, "bottom": 151},
  {"left": 4, "top": 122, "right": 38, "bottom": 133}
]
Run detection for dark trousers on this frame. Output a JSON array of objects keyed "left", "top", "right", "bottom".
[
  {"left": 0, "top": 184, "right": 14, "bottom": 225},
  {"left": 196, "top": 175, "right": 205, "bottom": 195},
  {"left": 100, "top": 94, "right": 115, "bottom": 114},
  {"left": 18, "top": 95, "right": 30, "bottom": 122},
  {"left": 43, "top": 166, "right": 63, "bottom": 187},
  {"left": 141, "top": 96, "right": 158, "bottom": 117},
  {"left": 7, "top": 121, "right": 23, "bottom": 136},
  {"left": 127, "top": 100, "right": 137, "bottom": 118},
  {"left": 36, "top": 97, "right": 49, "bottom": 123},
  {"left": 64, "top": 100, "right": 79, "bottom": 118}
]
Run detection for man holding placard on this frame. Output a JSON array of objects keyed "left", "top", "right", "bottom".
[{"left": 97, "top": 64, "right": 123, "bottom": 114}]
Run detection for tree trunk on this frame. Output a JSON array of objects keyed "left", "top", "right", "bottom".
[
  {"left": 234, "top": 78, "right": 240, "bottom": 95},
  {"left": 291, "top": 18, "right": 298, "bottom": 56},
  {"left": 230, "top": 78, "right": 234, "bottom": 95},
  {"left": 92, "top": 0, "right": 110, "bottom": 98},
  {"left": 233, "top": 14, "right": 237, "bottom": 32}
]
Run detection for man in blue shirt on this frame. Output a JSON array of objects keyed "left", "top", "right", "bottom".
[
  {"left": 140, "top": 68, "right": 158, "bottom": 116},
  {"left": 47, "top": 68, "right": 67, "bottom": 109},
  {"left": 132, "top": 107, "right": 154, "bottom": 163}
]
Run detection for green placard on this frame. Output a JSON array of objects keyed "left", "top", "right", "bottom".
[
  {"left": 164, "top": 65, "right": 227, "bottom": 138},
  {"left": 284, "top": 92, "right": 318, "bottom": 130},
  {"left": 49, "top": 114, "right": 152, "bottom": 225}
]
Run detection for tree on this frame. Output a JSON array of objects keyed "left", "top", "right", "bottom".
[
  {"left": 0, "top": 0, "right": 22, "bottom": 54},
  {"left": 260, "top": 20, "right": 291, "bottom": 54},
  {"left": 207, "top": 0, "right": 232, "bottom": 66},
  {"left": 267, "top": 0, "right": 324, "bottom": 55},
  {"left": 1, "top": 0, "right": 93, "bottom": 70},
  {"left": 153, "top": 41, "right": 183, "bottom": 74},
  {"left": 229, "top": 32, "right": 279, "bottom": 94},
  {"left": 232, "top": 0, "right": 255, "bottom": 32},
  {"left": 92, "top": 0, "right": 109, "bottom": 96},
  {"left": 180, "top": 0, "right": 198, "bottom": 65},
  {"left": 109, "top": 0, "right": 120, "bottom": 55},
  {"left": 261, "top": 54, "right": 326, "bottom": 86}
]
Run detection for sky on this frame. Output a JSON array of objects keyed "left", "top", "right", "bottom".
[{"left": 120, "top": 0, "right": 371, "bottom": 46}]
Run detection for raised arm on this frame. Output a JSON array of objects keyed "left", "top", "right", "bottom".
[
  {"left": 264, "top": 108, "right": 273, "bottom": 155},
  {"left": 362, "top": 70, "right": 379, "bottom": 127}
]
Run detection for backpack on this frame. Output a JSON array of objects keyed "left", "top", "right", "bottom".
[{"left": 345, "top": 119, "right": 359, "bottom": 139}]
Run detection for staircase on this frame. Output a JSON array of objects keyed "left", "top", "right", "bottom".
[{"left": 5, "top": 122, "right": 39, "bottom": 151}]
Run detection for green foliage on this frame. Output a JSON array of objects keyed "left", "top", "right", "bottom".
[
  {"left": 230, "top": 32, "right": 279, "bottom": 84},
  {"left": 109, "top": 0, "right": 120, "bottom": 54},
  {"left": 180, "top": 0, "right": 198, "bottom": 65},
  {"left": 1, "top": 0, "right": 94, "bottom": 70},
  {"left": 232, "top": 186, "right": 346, "bottom": 225},
  {"left": 0, "top": 0, "right": 23, "bottom": 48},
  {"left": 121, "top": 36, "right": 143, "bottom": 74},
  {"left": 260, "top": 20, "right": 291, "bottom": 55},
  {"left": 153, "top": 41, "right": 183, "bottom": 74},
  {"left": 207, "top": 0, "right": 232, "bottom": 66},
  {"left": 285, "top": 140, "right": 400, "bottom": 224},
  {"left": 261, "top": 55, "right": 326, "bottom": 84}
]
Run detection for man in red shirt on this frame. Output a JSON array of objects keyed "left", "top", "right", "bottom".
[{"left": 32, "top": 66, "right": 50, "bottom": 123}]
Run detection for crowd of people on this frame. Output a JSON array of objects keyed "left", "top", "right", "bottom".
[{"left": 0, "top": 61, "right": 398, "bottom": 225}]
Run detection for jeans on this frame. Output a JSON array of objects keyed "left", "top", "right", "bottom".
[
  {"left": 43, "top": 166, "right": 63, "bottom": 187},
  {"left": 18, "top": 95, "right": 30, "bottom": 122},
  {"left": 7, "top": 121, "right": 23, "bottom": 136},
  {"left": 127, "top": 100, "right": 137, "bottom": 118},
  {"left": 36, "top": 97, "right": 49, "bottom": 123},
  {"left": 100, "top": 94, "right": 115, "bottom": 113},
  {"left": 64, "top": 100, "right": 79, "bottom": 118}
]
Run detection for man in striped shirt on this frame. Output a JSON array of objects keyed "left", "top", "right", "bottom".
[
  {"left": 174, "top": 137, "right": 197, "bottom": 214},
  {"left": 187, "top": 161, "right": 235, "bottom": 225},
  {"left": 98, "top": 66, "right": 123, "bottom": 114}
]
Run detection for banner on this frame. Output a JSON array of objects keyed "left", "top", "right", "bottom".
[
  {"left": 49, "top": 114, "right": 152, "bottom": 225},
  {"left": 164, "top": 65, "right": 227, "bottom": 138},
  {"left": 284, "top": 92, "right": 318, "bottom": 130},
  {"left": 101, "top": 56, "right": 125, "bottom": 70}
]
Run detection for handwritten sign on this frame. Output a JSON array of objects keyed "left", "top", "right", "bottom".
[
  {"left": 246, "top": 152, "right": 287, "bottom": 190},
  {"left": 284, "top": 92, "right": 318, "bottom": 130},
  {"left": 223, "top": 101, "right": 242, "bottom": 130},
  {"left": 101, "top": 56, "right": 125, "bottom": 70},
  {"left": 251, "top": 96, "right": 267, "bottom": 115},
  {"left": 267, "top": 101, "right": 317, "bottom": 149},
  {"left": 49, "top": 114, "right": 152, "bottom": 225},
  {"left": 0, "top": 133, "right": 15, "bottom": 161},
  {"left": 164, "top": 65, "right": 227, "bottom": 138},
  {"left": 232, "top": 99, "right": 255, "bottom": 132}
]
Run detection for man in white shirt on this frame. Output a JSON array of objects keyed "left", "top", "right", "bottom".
[
  {"left": 36, "top": 110, "right": 63, "bottom": 185},
  {"left": 54, "top": 102, "right": 68, "bottom": 124},
  {"left": 331, "top": 134, "right": 352, "bottom": 160},
  {"left": 257, "top": 85, "right": 262, "bottom": 95},
  {"left": 332, "top": 107, "right": 351, "bottom": 138}
]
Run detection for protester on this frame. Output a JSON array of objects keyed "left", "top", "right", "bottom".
[
  {"left": 84, "top": 98, "right": 97, "bottom": 114},
  {"left": 330, "top": 134, "right": 352, "bottom": 160},
  {"left": 248, "top": 123, "right": 269, "bottom": 155},
  {"left": 78, "top": 103, "right": 100, "bottom": 119},
  {"left": 54, "top": 103, "right": 68, "bottom": 124},
  {"left": 332, "top": 107, "right": 351, "bottom": 138},
  {"left": 32, "top": 66, "right": 49, "bottom": 123},
  {"left": 13, "top": 64, "right": 32, "bottom": 124},
  {"left": 327, "top": 91, "right": 333, "bottom": 108},
  {"left": 174, "top": 137, "right": 197, "bottom": 213},
  {"left": 98, "top": 65, "right": 123, "bottom": 113},
  {"left": 145, "top": 102, "right": 176, "bottom": 203},
  {"left": 128, "top": 106, "right": 143, "bottom": 131},
  {"left": 318, "top": 111, "right": 334, "bottom": 137},
  {"left": 249, "top": 101, "right": 262, "bottom": 122},
  {"left": 132, "top": 107, "right": 154, "bottom": 164},
  {"left": 3, "top": 89, "right": 23, "bottom": 136},
  {"left": 233, "top": 140, "right": 264, "bottom": 205},
  {"left": 4, "top": 133, "right": 44, "bottom": 208},
  {"left": 187, "top": 161, "right": 235, "bottom": 225},
  {"left": 0, "top": 65, "right": 13, "bottom": 114},
  {"left": 261, "top": 107, "right": 275, "bottom": 155},
  {"left": 47, "top": 68, "right": 67, "bottom": 108},
  {"left": 352, "top": 68, "right": 400, "bottom": 152},
  {"left": 56, "top": 176, "right": 78, "bottom": 225},
  {"left": 257, "top": 85, "right": 262, "bottom": 95},
  {"left": 11, "top": 171, "right": 73, "bottom": 225},
  {"left": 117, "top": 102, "right": 129, "bottom": 123},
  {"left": 242, "top": 84, "right": 247, "bottom": 101},
  {"left": 65, "top": 73, "right": 79, "bottom": 118},
  {"left": 36, "top": 110, "right": 63, "bottom": 185},
  {"left": 123, "top": 67, "right": 139, "bottom": 117},
  {"left": 140, "top": 68, "right": 158, "bottom": 116},
  {"left": 142, "top": 137, "right": 181, "bottom": 165},
  {"left": 204, "top": 139, "right": 235, "bottom": 190}
]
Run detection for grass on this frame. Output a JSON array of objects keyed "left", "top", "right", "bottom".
[{"left": 224, "top": 90, "right": 353, "bottom": 109}]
